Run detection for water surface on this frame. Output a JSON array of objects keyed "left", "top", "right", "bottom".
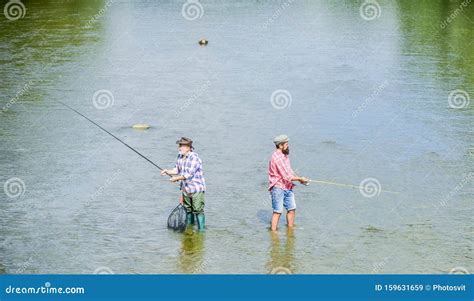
[{"left": 0, "top": 0, "right": 472, "bottom": 274}]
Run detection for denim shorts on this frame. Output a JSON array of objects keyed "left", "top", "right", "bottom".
[{"left": 270, "top": 186, "right": 296, "bottom": 213}]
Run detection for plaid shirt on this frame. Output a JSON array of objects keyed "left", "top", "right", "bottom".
[
  {"left": 175, "top": 151, "right": 206, "bottom": 194},
  {"left": 268, "top": 149, "right": 295, "bottom": 191}
]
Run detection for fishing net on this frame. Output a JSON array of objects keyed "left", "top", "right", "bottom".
[{"left": 167, "top": 204, "right": 187, "bottom": 232}]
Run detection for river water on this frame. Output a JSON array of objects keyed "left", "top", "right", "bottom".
[{"left": 0, "top": 0, "right": 473, "bottom": 274}]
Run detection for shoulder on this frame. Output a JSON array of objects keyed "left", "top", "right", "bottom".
[
  {"left": 271, "top": 150, "right": 282, "bottom": 159},
  {"left": 189, "top": 152, "right": 201, "bottom": 161}
]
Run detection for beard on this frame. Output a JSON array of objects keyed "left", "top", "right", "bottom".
[{"left": 282, "top": 147, "right": 290, "bottom": 155}]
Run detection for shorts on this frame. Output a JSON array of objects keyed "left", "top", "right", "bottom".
[{"left": 270, "top": 186, "right": 296, "bottom": 213}]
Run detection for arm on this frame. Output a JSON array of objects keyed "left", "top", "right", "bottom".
[
  {"left": 170, "top": 174, "right": 185, "bottom": 182},
  {"left": 291, "top": 175, "right": 307, "bottom": 182},
  {"left": 276, "top": 156, "right": 308, "bottom": 184},
  {"left": 160, "top": 167, "right": 178, "bottom": 176},
  {"left": 292, "top": 175, "right": 309, "bottom": 184},
  {"left": 289, "top": 172, "right": 308, "bottom": 183}
]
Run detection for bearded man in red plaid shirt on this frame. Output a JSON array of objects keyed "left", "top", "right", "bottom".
[{"left": 268, "top": 135, "right": 309, "bottom": 231}]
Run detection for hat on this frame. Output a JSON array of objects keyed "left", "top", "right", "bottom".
[
  {"left": 273, "top": 135, "right": 289, "bottom": 146},
  {"left": 176, "top": 137, "right": 193, "bottom": 146}
]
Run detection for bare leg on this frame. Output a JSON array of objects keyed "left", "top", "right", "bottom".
[
  {"left": 287, "top": 210, "right": 295, "bottom": 227},
  {"left": 271, "top": 212, "right": 281, "bottom": 231}
]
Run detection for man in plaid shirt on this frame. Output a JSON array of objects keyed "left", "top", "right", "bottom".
[
  {"left": 161, "top": 137, "right": 206, "bottom": 231},
  {"left": 268, "top": 135, "right": 309, "bottom": 231}
]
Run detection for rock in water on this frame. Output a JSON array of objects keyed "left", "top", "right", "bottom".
[{"left": 132, "top": 124, "right": 150, "bottom": 130}]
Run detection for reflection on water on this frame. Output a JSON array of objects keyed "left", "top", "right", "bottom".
[{"left": 178, "top": 230, "right": 205, "bottom": 274}]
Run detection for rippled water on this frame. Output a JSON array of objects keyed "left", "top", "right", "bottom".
[{"left": 0, "top": 0, "right": 473, "bottom": 274}]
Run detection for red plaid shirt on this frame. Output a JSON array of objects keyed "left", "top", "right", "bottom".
[{"left": 268, "top": 149, "right": 295, "bottom": 191}]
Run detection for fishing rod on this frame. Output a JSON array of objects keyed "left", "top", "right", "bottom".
[
  {"left": 56, "top": 100, "right": 169, "bottom": 175},
  {"left": 304, "top": 179, "right": 399, "bottom": 194}
]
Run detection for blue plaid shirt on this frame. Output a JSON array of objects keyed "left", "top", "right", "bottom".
[{"left": 175, "top": 151, "right": 206, "bottom": 194}]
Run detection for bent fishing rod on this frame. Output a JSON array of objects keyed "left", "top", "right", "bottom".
[{"left": 56, "top": 100, "right": 170, "bottom": 175}]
